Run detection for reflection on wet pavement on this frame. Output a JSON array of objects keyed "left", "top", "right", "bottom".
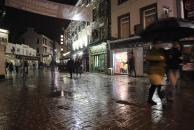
[{"left": 0, "top": 70, "right": 194, "bottom": 130}]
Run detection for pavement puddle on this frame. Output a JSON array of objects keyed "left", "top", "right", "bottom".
[
  {"left": 49, "top": 90, "right": 74, "bottom": 98},
  {"left": 116, "top": 100, "right": 144, "bottom": 108}
]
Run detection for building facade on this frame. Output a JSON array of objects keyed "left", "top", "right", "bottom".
[
  {"left": 0, "top": 28, "right": 9, "bottom": 45},
  {"left": 110, "top": 0, "right": 178, "bottom": 76},
  {"left": 63, "top": 0, "right": 111, "bottom": 73},
  {"left": 0, "top": 28, "right": 9, "bottom": 78},
  {"left": 18, "top": 28, "right": 54, "bottom": 65},
  {"left": 5, "top": 43, "right": 38, "bottom": 68}
]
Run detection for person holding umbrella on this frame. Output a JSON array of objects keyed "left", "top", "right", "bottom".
[{"left": 145, "top": 41, "right": 166, "bottom": 105}]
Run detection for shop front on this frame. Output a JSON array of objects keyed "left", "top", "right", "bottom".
[
  {"left": 180, "top": 40, "right": 194, "bottom": 80},
  {"left": 89, "top": 42, "right": 107, "bottom": 73},
  {"left": 113, "top": 49, "right": 128, "bottom": 74},
  {"left": 109, "top": 36, "right": 144, "bottom": 76}
]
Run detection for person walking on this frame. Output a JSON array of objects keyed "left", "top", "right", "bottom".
[
  {"left": 24, "top": 61, "right": 29, "bottom": 74},
  {"left": 74, "top": 59, "right": 80, "bottom": 77},
  {"left": 15, "top": 61, "right": 20, "bottom": 74},
  {"left": 145, "top": 41, "right": 166, "bottom": 105},
  {"left": 67, "top": 58, "right": 74, "bottom": 79},
  {"left": 78, "top": 59, "right": 83, "bottom": 77},
  {"left": 128, "top": 52, "right": 136, "bottom": 78},
  {"left": 8, "top": 62, "right": 14, "bottom": 74},
  {"left": 166, "top": 42, "right": 182, "bottom": 101}
]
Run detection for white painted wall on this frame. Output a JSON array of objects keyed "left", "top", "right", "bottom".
[{"left": 6, "top": 43, "right": 37, "bottom": 56}]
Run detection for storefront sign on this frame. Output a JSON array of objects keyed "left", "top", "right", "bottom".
[
  {"left": 90, "top": 43, "right": 107, "bottom": 55},
  {"left": 183, "top": 63, "right": 194, "bottom": 71},
  {"left": 183, "top": 0, "right": 194, "bottom": 20},
  {"left": 5, "top": 0, "right": 93, "bottom": 21}
]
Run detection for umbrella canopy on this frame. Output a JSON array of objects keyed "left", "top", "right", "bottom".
[{"left": 141, "top": 17, "right": 194, "bottom": 42}]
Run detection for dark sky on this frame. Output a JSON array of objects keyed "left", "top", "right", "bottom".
[{"left": 0, "top": 0, "right": 78, "bottom": 42}]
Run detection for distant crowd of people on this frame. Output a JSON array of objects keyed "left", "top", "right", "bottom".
[
  {"left": 5, "top": 60, "right": 36, "bottom": 75},
  {"left": 66, "top": 58, "right": 83, "bottom": 79}
]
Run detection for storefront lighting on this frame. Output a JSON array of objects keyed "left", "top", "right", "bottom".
[
  {"left": 63, "top": 52, "right": 70, "bottom": 56},
  {"left": 184, "top": 45, "right": 192, "bottom": 47},
  {"left": 0, "top": 28, "right": 9, "bottom": 34}
]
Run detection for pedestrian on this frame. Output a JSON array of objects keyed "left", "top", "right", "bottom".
[
  {"left": 50, "top": 60, "right": 55, "bottom": 79},
  {"left": 78, "top": 59, "right": 83, "bottom": 77},
  {"left": 145, "top": 41, "right": 166, "bottom": 105},
  {"left": 67, "top": 58, "right": 74, "bottom": 79},
  {"left": 128, "top": 52, "right": 136, "bottom": 78},
  {"left": 24, "top": 61, "right": 29, "bottom": 74},
  {"left": 9, "top": 62, "right": 14, "bottom": 73},
  {"left": 15, "top": 61, "right": 20, "bottom": 74},
  {"left": 166, "top": 42, "right": 182, "bottom": 101},
  {"left": 74, "top": 59, "right": 79, "bottom": 77}
]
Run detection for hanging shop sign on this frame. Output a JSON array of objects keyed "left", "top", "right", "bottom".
[
  {"left": 90, "top": 43, "right": 107, "bottom": 55},
  {"left": 5, "top": 0, "right": 93, "bottom": 22},
  {"left": 183, "top": 0, "right": 194, "bottom": 20}
]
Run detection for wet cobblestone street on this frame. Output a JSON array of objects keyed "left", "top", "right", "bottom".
[{"left": 0, "top": 70, "right": 194, "bottom": 130}]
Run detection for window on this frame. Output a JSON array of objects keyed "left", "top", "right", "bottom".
[
  {"left": 118, "top": 0, "right": 128, "bottom": 5},
  {"left": 118, "top": 13, "right": 130, "bottom": 38},
  {"left": 140, "top": 4, "right": 157, "bottom": 29},
  {"left": 37, "top": 48, "right": 39, "bottom": 53},
  {"left": 144, "top": 7, "right": 157, "bottom": 28},
  {"left": 163, "top": 7, "right": 170, "bottom": 18},
  {"left": 87, "top": 22, "right": 90, "bottom": 26},
  {"left": 94, "top": 55, "right": 99, "bottom": 67}
]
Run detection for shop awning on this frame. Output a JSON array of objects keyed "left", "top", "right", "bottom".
[{"left": 109, "top": 36, "right": 143, "bottom": 49}]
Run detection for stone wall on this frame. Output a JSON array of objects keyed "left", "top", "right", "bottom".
[{"left": 0, "top": 44, "right": 5, "bottom": 79}]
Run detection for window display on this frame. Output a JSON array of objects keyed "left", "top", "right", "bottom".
[{"left": 113, "top": 52, "right": 128, "bottom": 74}]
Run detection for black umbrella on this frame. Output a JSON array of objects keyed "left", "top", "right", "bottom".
[{"left": 141, "top": 17, "right": 194, "bottom": 42}]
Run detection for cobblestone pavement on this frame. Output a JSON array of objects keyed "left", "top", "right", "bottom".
[{"left": 0, "top": 70, "right": 194, "bottom": 130}]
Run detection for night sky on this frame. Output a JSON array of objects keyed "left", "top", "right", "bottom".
[{"left": 0, "top": 0, "right": 78, "bottom": 42}]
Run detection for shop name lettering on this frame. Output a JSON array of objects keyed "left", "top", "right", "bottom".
[{"left": 90, "top": 46, "right": 106, "bottom": 54}]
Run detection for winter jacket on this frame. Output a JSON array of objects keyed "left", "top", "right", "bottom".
[{"left": 145, "top": 48, "right": 166, "bottom": 75}]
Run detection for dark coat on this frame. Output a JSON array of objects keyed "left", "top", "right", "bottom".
[
  {"left": 166, "top": 48, "right": 182, "bottom": 70},
  {"left": 67, "top": 59, "right": 74, "bottom": 70}
]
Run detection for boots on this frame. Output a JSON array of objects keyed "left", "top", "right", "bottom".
[{"left": 147, "top": 85, "right": 157, "bottom": 105}]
